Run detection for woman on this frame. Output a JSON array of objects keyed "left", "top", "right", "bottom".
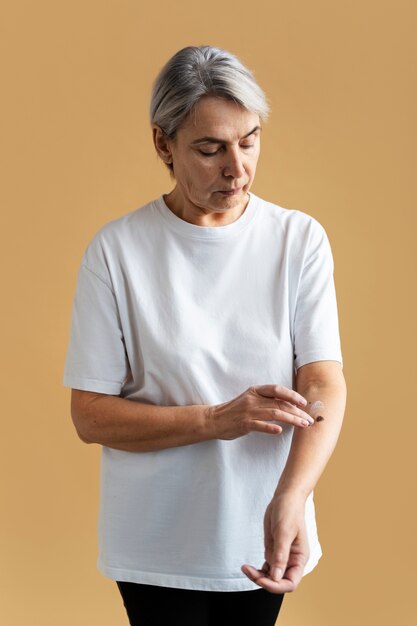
[{"left": 64, "top": 45, "right": 347, "bottom": 626}]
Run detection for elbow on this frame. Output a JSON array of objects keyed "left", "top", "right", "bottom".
[
  {"left": 71, "top": 411, "right": 95, "bottom": 444},
  {"left": 308, "top": 376, "right": 347, "bottom": 397},
  {"left": 74, "top": 423, "right": 94, "bottom": 444},
  {"left": 70, "top": 389, "right": 102, "bottom": 445},
  {"left": 296, "top": 362, "right": 347, "bottom": 405}
]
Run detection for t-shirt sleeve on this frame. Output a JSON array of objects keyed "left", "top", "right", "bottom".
[
  {"left": 293, "top": 219, "right": 343, "bottom": 372},
  {"left": 63, "top": 252, "right": 130, "bottom": 395}
]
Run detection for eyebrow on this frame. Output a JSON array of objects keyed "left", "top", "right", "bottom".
[{"left": 190, "top": 125, "right": 262, "bottom": 145}]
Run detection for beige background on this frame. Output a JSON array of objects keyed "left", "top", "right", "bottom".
[{"left": 1, "top": 1, "right": 416, "bottom": 624}]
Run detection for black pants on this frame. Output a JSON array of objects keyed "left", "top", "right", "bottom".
[{"left": 117, "top": 581, "right": 284, "bottom": 626}]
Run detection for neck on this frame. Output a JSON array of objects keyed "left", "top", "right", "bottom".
[{"left": 163, "top": 187, "right": 249, "bottom": 227}]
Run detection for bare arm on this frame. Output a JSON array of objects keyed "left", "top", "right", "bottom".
[
  {"left": 71, "top": 390, "right": 211, "bottom": 452},
  {"left": 275, "top": 359, "right": 347, "bottom": 498},
  {"left": 242, "top": 360, "right": 347, "bottom": 592},
  {"left": 70, "top": 384, "right": 315, "bottom": 453}
]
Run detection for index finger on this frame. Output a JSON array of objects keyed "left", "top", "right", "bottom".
[{"left": 252, "top": 384, "right": 307, "bottom": 408}]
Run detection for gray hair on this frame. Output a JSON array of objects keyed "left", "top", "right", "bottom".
[{"left": 150, "top": 45, "right": 270, "bottom": 171}]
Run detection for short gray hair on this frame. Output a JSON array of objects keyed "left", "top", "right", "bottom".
[{"left": 150, "top": 45, "right": 269, "bottom": 170}]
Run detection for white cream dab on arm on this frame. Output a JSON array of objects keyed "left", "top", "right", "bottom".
[
  {"left": 308, "top": 400, "right": 325, "bottom": 423},
  {"left": 310, "top": 400, "right": 325, "bottom": 414}
]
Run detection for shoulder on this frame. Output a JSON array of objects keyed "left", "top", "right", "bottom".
[
  {"left": 252, "top": 193, "right": 329, "bottom": 242},
  {"left": 81, "top": 197, "right": 159, "bottom": 270},
  {"left": 90, "top": 197, "right": 157, "bottom": 246}
]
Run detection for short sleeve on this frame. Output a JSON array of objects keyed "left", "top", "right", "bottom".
[
  {"left": 293, "top": 220, "right": 343, "bottom": 372},
  {"left": 63, "top": 261, "right": 130, "bottom": 394}
]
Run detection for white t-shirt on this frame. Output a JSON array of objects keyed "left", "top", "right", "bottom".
[{"left": 63, "top": 192, "right": 343, "bottom": 591}]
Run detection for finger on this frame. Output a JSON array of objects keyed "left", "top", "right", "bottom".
[
  {"left": 276, "top": 400, "right": 315, "bottom": 422},
  {"left": 274, "top": 408, "right": 315, "bottom": 427},
  {"left": 263, "top": 524, "right": 274, "bottom": 568},
  {"left": 254, "top": 400, "right": 313, "bottom": 422},
  {"left": 241, "top": 564, "right": 296, "bottom": 593},
  {"left": 280, "top": 559, "right": 305, "bottom": 590},
  {"left": 282, "top": 530, "right": 310, "bottom": 589},
  {"left": 249, "top": 419, "right": 283, "bottom": 435},
  {"left": 251, "top": 408, "right": 313, "bottom": 429},
  {"left": 252, "top": 384, "right": 307, "bottom": 408},
  {"left": 269, "top": 531, "right": 292, "bottom": 582}
]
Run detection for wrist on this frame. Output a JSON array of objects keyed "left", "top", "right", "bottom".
[
  {"left": 273, "top": 480, "right": 311, "bottom": 503},
  {"left": 202, "top": 404, "right": 218, "bottom": 440}
]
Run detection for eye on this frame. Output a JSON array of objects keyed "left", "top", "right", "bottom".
[
  {"left": 197, "top": 142, "right": 255, "bottom": 156},
  {"left": 198, "top": 149, "right": 220, "bottom": 157}
]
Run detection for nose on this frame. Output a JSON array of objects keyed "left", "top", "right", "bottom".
[{"left": 222, "top": 147, "right": 246, "bottom": 179}]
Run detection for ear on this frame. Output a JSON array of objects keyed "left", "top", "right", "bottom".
[{"left": 152, "top": 124, "right": 173, "bottom": 165}]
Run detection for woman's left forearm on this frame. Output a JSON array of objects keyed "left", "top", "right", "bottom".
[
  {"left": 275, "top": 362, "right": 347, "bottom": 500},
  {"left": 242, "top": 362, "right": 346, "bottom": 590}
]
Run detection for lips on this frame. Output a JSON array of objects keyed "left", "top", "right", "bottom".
[{"left": 218, "top": 187, "right": 242, "bottom": 195}]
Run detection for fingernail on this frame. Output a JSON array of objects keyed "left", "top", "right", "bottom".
[
  {"left": 301, "top": 419, "right": 309, "bottom": 427},
  {"left": 298, "top": 398, "right": 308, "bottom": 406},
  {"left": 271, "top": 567, "right": 283, "bottom": 581}
]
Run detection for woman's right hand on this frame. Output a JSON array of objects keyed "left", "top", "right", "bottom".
[{"left": 205, "top": 385, "right": 314, "bottom": 440}]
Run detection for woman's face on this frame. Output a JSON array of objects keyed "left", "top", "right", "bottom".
[{"left": 154, "top": 96, "right": 262, "bottom": 224}]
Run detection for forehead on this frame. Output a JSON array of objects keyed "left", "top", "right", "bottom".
[{"left": 180, "top": 96, "right": 260, "bottom": 141}]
